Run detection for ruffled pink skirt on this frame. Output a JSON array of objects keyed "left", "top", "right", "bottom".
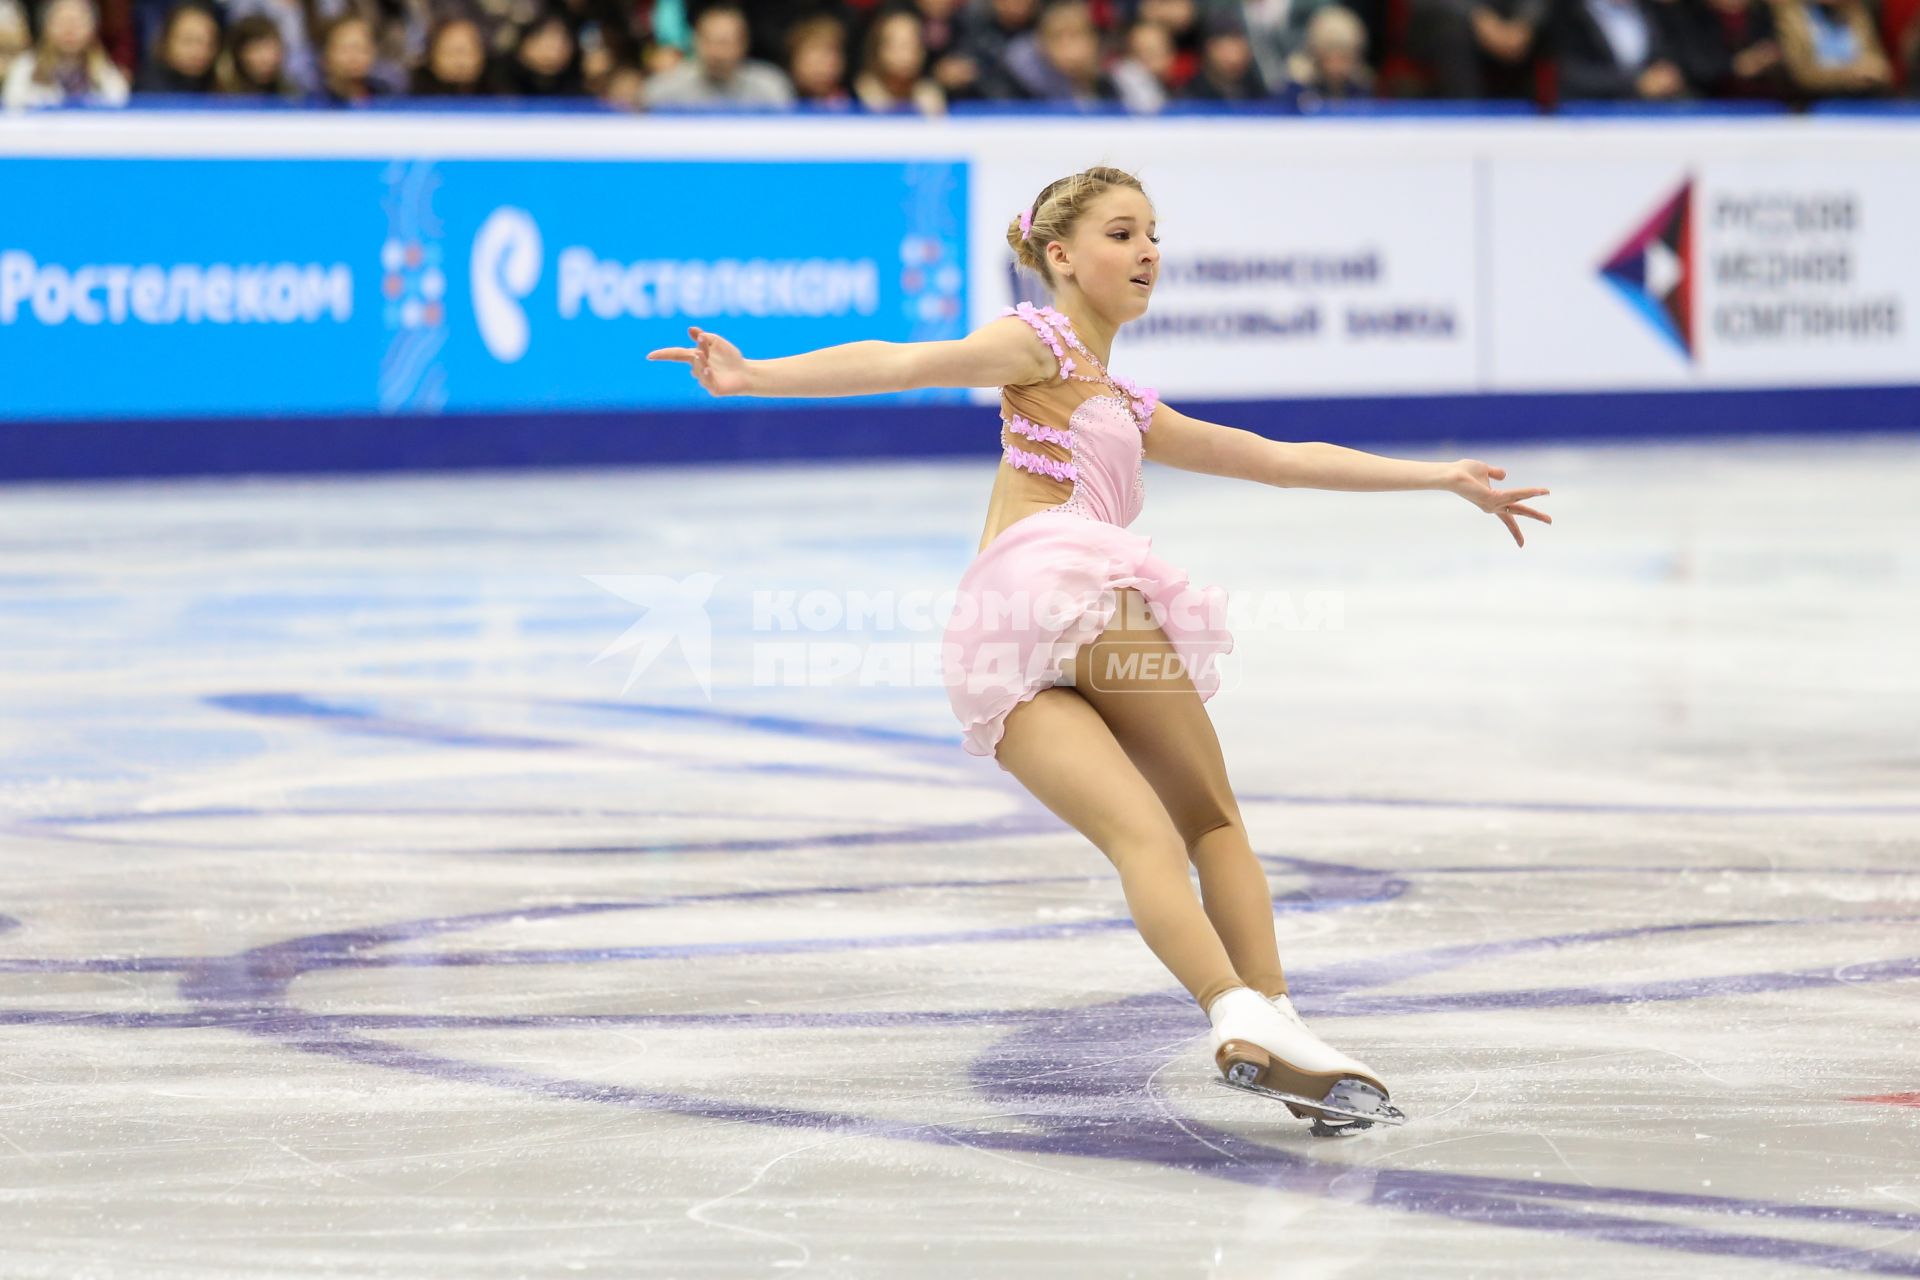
[{"left": 941, "top": 510, "right": 1235, "bottom": 769}]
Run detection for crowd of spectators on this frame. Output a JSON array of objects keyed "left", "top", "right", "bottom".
[{"left": 1, "top": 0, "right": 1915, "bottom": 111}]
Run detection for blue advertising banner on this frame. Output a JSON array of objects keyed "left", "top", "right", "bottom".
[{"left": 0, "top": 157, "right": 969, "bottom": 421}]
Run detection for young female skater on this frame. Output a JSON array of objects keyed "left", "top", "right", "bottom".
[{"left": 648, "top": 166, "right": 1552, "bottom": 1135}]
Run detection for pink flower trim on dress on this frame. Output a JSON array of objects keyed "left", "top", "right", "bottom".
[
  {"left": 999, "top": 302, "right": 1151, "bottom": 409},
  {"left": 1109, "top": 373, "right": 1159, "bottom": 431},
  {"left": 1004, "top": 413, "right": 1073, "bottom": 448},
  {"left": 1003, "top": 443, "right": 1076, "bottom": 482},
  {"left": 1000, "top": 302, "right": 1071, "bottom": 380}
]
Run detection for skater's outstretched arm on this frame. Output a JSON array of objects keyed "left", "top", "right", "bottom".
[
  {"left": 644, "top": 319, "right": 1052, "bottom": 398},
  {"left": 1143, "top": 402, "right": 1554, "bottom": 548}
]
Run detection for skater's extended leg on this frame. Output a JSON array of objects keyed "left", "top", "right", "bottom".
[
  {"left": 998, "top": 605, "right": 1404, "bottom": 1133},
  {"left": 1065, "top": 589, "right": 1289, "bottom": 998},
  {"left": 993, "top": 684, "right": 1245, "bottom": 1014}
]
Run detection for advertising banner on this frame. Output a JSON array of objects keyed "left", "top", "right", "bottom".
[
  {"left": 0, "top": 155, "right": 969, "bottom": 421},
  {"left": 1488, "top": 154, "right": 1919, "bottom": 390},
  {"left": 972, "top": 142, "right": 1479, "bottom": 400},
  {"left": 2, "top": 114, "right": 1915, "bottom": 436}
]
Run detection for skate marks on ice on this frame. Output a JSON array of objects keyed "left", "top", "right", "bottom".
[
  {"left": 4, "top": 445, "right": 1920, "bottom": 1273},
  {"left": 6, "top": 690, "right": 1920, "bottom": 1273}
]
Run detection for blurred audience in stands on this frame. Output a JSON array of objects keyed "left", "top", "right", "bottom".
[
  {"left": 3, "top": 0, "right": 129, "bottom": 105},
  {"left": 136, "top": 0, "right": 219, "bottom": 90},
  {"left": 1771, "top": 0, "right": 1891, "bottom": 96},
  {"left": 854, "top": 8, "right": 947, "bottom": 110},
  {"left": 1182, "top": 6, "right": 1269, "bottom": 97},
  {"left": 0, "top": 0, "right": 1907, "bottom": 111},
  {"left": 643, "top": 0, "right": 791, "bottom": 104},
  {"left": 1283, "top": 3, "right": 1373, "bottom": 98},
  {"left": 785, "top": 11, "right": 851, "bottom": 104}
]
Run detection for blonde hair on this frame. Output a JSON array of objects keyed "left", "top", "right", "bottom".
[
  {"left": 1304, "top": 5, "right": 1366, "bottom": 55},
  {"left": 1005, "top": 165, "right": 1151, "bottom": 291}
]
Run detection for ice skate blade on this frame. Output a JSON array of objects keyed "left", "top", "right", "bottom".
[
  {"left": 1215, "top": 1064, "right": 1408, "bottom": 1131},
  {"left": 1212, "top": 1073, "right": 1406, "bottom": 1131}
]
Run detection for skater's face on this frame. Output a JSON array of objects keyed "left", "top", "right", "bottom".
[{"left": 1049, "top": 187, "right": 1159, "bottom": 322}]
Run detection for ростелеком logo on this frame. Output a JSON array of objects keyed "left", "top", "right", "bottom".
[
  {"left": 471, "top": 207, "right": 543, "bottom": 362},
  {"left": 1598, "top": 178, "right": 1695, "bottom": 361}
]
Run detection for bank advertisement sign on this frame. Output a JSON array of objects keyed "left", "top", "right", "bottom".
[{"left": 0, "top": 157, "right": 970, "bottom": 421}]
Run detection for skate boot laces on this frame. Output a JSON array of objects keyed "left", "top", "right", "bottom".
[{"left": 1266, "top": 993, "right": 1307, "bottom": 1029}]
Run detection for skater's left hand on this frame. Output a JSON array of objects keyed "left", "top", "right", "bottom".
[{"left": 1447, "top": 459, "right": 1552, "bottom": 548}]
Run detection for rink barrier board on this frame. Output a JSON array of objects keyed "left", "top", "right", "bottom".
[{"left": 2, "top": 111, "right": 1917, "bottom": 479}]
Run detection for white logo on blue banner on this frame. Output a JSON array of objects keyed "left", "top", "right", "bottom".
[{"left": 471, "top": 207, "right": 543, "bottom": 363}]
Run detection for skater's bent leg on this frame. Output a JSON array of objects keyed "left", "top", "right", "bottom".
[
  {"left": 993, "top": 684, "right": 1245, "bottom": 1014},
  {"left": 1065, "top": 589, "right": 1290, "bottom": 999}
]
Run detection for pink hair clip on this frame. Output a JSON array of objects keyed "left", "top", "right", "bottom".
[{"left": 1018, "top": 205, "right": 1034, "bottom": 241}]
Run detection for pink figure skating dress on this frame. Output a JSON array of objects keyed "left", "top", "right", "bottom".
[{"left": 941, "top": 302, "right": 1235, "bottom": 770}]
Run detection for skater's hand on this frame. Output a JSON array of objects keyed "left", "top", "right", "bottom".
[
  {"left": 1446, "top": 459, "right": 1552, "bottom": 548},
  {"left": 646, "top": 326, "right": 752, "bottom": 397}
]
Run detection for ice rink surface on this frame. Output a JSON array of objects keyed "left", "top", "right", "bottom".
[{"left": 1, "top": 432, "right": 1916, "bottom": 1278}]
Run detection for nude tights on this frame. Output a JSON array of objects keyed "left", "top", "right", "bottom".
[{"left": 992, "top": 588, "right": 1288, "bottom": 1016}]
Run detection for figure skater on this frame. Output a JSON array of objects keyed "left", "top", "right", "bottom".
[{"left": 647, "top": 165, "right": 1552, "bottom": 1134}]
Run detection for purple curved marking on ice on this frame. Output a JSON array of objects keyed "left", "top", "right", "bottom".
[
  {"left": 0, "top": 1007, "right": 1065, "bottom": 1030},
  {"left": 0, "top": 954, "right": 202, "bottom": 975},
  {"left": 175, "top": 860, "right": 1405, "bottom": 1005},
  {"left": 1292, "top": 912, "right": 1920, "bottom": 998},
  {"left": 200, "top": 689, "right": 1920, "bottom": 817},
  {"left": 231, "top": 1031, "right": 1919, "bottom": 1273},
  {"left": 163, "top": 913, "right": 1920, "bottom": 1275},
  {"left": 1321, "top": 951, "right": 1920, "bottom": 1017},
  {"left": 13, "top": 809, "right": 1074, "bottom": 858},
  {"left": 13, "top": 941, "right": 1920, "bottom": 1033},
  {"left": 1423, "top": 863, "right": 1920, "bottom": 877},
  {"left": 1238, "top": 790, "right": 1920, "bottom": 817},
  {"left": 445, "top": 810, "right": 1076, "bottom": 858},
  {"left": 965, "top": 972, "right": 1920, "bottom": 1273},
  {"left": 202, "top": 692, "right": 939, "bottom": 784},
  {"left": 7, "top": 874, "right": 1920, "bottom": 1266},
  {"left": 27, "top": 807, "right": 829, "bottom": 827},
  {"left": 0, "top": 858, "right": 1404, "bottom": 980},
  {"left": 232, "top": 875, "right": 1405, "bottom": 990},
  {"left": 0, "top": 873, "right": 1084, "bottom": 976},
  {"left": 6, "top": 767, "right": 1915, "bottom": 1273},
  {"left": 545, "top": 696, "right": 959, "bottom": 750},
  {"left": 207, "top": 692, "right": 581, "bottom": 752}
]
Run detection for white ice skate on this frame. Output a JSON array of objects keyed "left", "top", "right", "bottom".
[{"left": 1206, "top": 987, "right": 1406, "bottom": 1136}]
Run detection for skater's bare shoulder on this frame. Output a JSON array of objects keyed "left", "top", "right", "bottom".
[{"left": 897, "top": 316, "right": 1055, "bottom": 392}]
